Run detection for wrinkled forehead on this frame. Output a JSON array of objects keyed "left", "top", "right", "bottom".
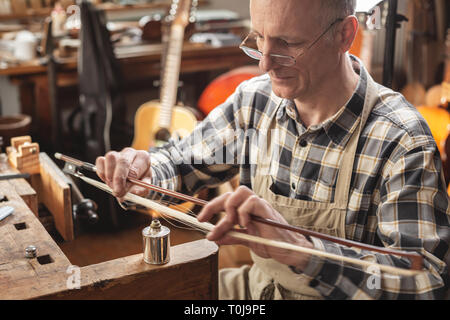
[{"left": 250, "top": 0, "right": 322, "bottom": 37}]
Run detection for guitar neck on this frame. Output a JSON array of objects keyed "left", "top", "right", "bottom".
[
  {"left": 159, "top": 26, "right": 185, "bottom": 129},
  {"left": 158, "top": 0, "right": 195, "bottom": 130}
]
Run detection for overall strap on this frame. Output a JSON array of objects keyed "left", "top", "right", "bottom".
[{"left": 334, "top": 74, "right": 379, "bottom": 206}]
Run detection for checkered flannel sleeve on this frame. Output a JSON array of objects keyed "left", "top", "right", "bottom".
[
  {"left": 300, "top": 142, "right": 450, "bottom": 299},
  {"left": 146, "top": 81, "right": 247, "bottom": 202}
]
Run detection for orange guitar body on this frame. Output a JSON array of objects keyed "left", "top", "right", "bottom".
[
  {"left": 417, "top": 103, "right": 450, "bottom": 196},
  {"left": 349, "top": 23, "right": 364, "bottom": 58},
  {"left": 198, "top": 66, "right": 262, "bottom": 115},
  {"left": 415, "top": 31, "right": 450, "bottom": 193},
  {"left": 416, "top": 105, "right": 450, "bottom": 156}
]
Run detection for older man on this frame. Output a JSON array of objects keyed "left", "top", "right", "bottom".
[{"left": 96, "top": 0, "right": 449, "bottom": 299}]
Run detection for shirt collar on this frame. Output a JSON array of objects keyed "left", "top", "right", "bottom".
[{"left": 325, "top": 56, "right": 368, "bottom": 147}]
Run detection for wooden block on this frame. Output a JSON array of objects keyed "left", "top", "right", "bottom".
[
  {"left": 11, "top": 136, "right": 31, "bottom": 149},
  {"left": 0, "top": 152, "right": 73, "bottom": 240},
  {"left": 7, "top": 136, "right": 40, "bottom": 175},
  {"left": 30, "top": 153, "right": 73, "bottom": 241}
]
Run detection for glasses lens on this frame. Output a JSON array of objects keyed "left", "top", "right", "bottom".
[
  {"left": 241, "top": 46, "right": 262, "bottom": 60},
  {"left": 240, "top": 33, "right": 296, "bottom": 66}
]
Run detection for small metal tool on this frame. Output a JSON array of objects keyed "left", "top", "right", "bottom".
[
  {"left": 142, "top": 219, "right": 170, "bottom": 265},
  {"left": 62, "top": 162, "right": 82, "bottom": 177},
  {"left": 62, "top": 161, "right": 136, "bottom": 211}
]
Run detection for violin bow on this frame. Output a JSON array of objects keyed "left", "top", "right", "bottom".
[{"left": 55, "top": 153, "right": 424, "bottom": 275}]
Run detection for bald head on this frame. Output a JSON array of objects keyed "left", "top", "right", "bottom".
[
  {"left": 250, "top": 0, "right": 324, "bottom": 36},
  {"left": 250, "top": 0, "right": 356, "bottom": 29}
]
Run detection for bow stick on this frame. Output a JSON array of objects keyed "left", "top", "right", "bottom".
[{"left": 55, "top": 153, "right": 424, "bottom": 276}]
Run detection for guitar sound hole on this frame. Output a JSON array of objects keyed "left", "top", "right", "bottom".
[{"left": 155, "top": 128, "right": 171, "bottom": 143}]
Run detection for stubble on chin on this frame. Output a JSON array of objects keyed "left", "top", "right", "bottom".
[
  {"left": 271, "top": 83, "right": 300, "bottom": 100},
  {"left": 271, "top": 75, "right": 311, "bottom": 101}
]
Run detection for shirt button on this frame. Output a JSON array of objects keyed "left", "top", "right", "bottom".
[{"left": 299, "top": 140, "right": 308, "bottom": 147}]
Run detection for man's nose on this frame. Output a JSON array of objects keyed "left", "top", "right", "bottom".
[
  {"left": 259, "top": 41, "right": 278, "bottom": 71},
  {"left": 259, "top": 54, "right": 275, "bottom": 72}
]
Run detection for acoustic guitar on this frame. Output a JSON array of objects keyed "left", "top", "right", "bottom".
[
  {"left": 132, "top": 0, "right": 198, "bottom": 151},
  {"left": 131, "top": 0, "right": 208, "bottom": 215}
]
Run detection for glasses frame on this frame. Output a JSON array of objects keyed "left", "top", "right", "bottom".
[{"left": 239, "top": 18, "right": 344, "bottom": 67}]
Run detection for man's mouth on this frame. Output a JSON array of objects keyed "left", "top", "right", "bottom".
[{"left": 271, "top": 74, "right": 294, "bottom": 81}]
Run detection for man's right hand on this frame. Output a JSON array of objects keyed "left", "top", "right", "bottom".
[{"left": 95, "top": 147, "right": 152, "bottom": 199}]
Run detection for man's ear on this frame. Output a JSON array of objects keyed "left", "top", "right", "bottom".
[{"left": 338, "top": 15, "right": 359, "bottom": 53}]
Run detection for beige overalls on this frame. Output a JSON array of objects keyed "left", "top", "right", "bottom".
[{"left": 219, "top": 72, "right": 379, "bottom": 300}]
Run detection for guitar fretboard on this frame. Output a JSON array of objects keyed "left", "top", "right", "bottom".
[{"left": 159, "top": 25, "right": 185, "bottom": 129}]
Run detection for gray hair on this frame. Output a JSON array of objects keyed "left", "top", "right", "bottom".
[
  {"left": 318, "top": 0, "right": 356, "bottom": 40},
  {"left": 319, "top": 0, "right": 356, "bottom": 25}
]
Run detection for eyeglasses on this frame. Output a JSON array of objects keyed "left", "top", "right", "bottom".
[{"left": 239, "top": 18, "right": 344, "bottom": 67}]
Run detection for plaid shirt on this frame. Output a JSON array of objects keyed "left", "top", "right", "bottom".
[{"left": 149, "top": 56, "right": 450, "bottom": 299}]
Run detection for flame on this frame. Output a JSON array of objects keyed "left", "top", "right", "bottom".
[
  {"left": 149, "top": 209, "right": 160, "bottom": 218},
  {"left": 144, "top": 202, "right": 194, "bottom": 218}
]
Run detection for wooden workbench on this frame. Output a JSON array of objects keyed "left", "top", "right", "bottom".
[
  {"left": 0, "top": 166, "right": 219, "bottom": 299},
  {"left": 0, "top": 42, "right": 251, "bottom": 77}
]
